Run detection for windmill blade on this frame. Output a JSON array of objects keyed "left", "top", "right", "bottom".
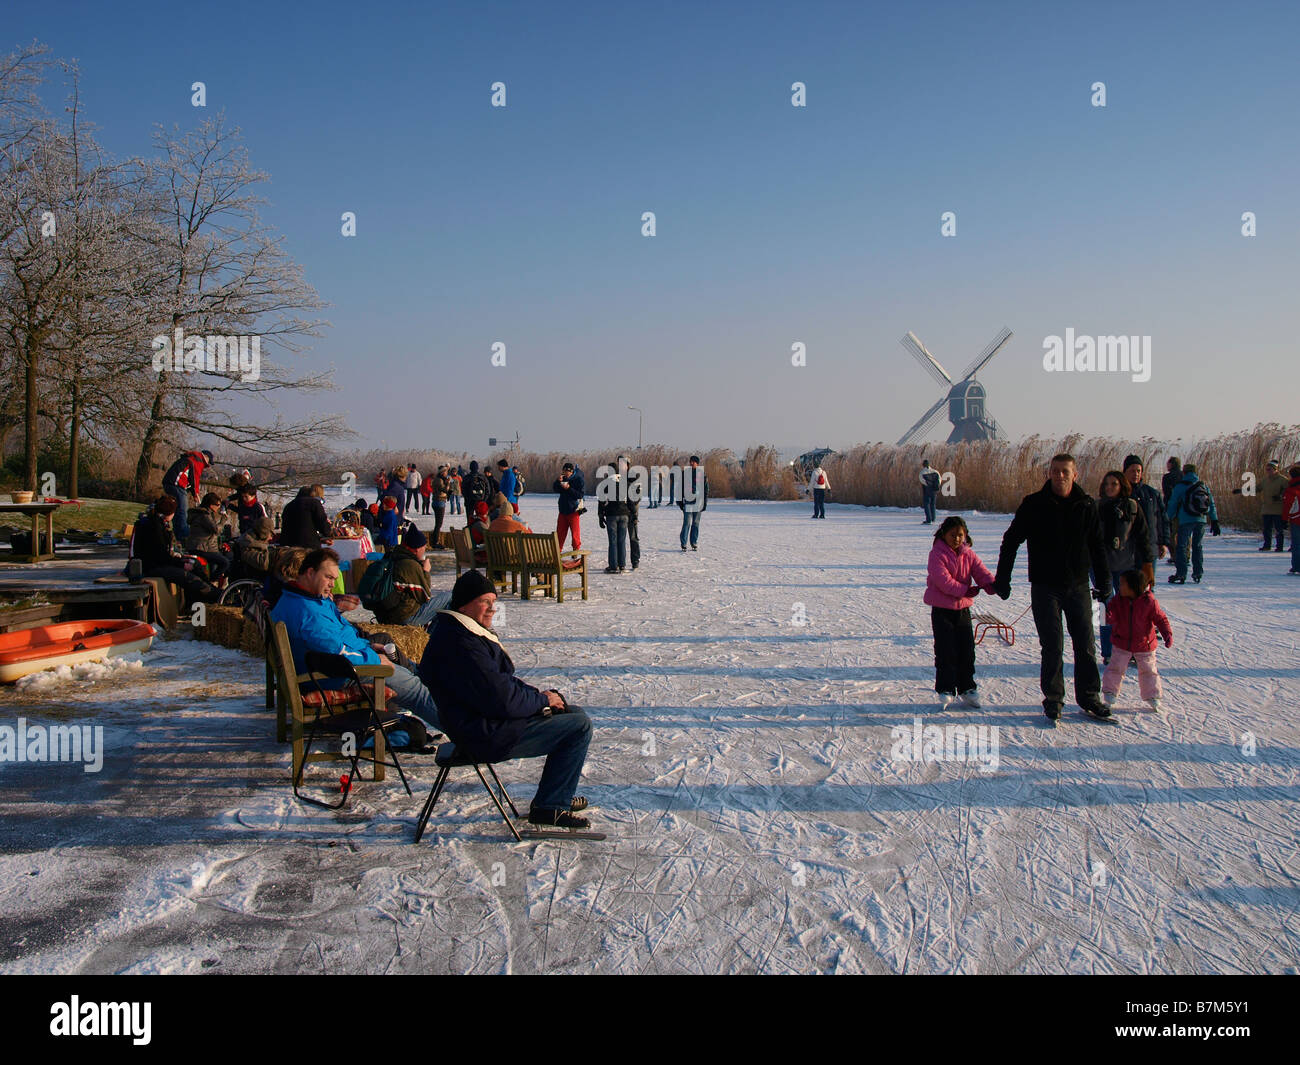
[
  {"left": 897, "top": 393, "right": 950, "bottom": 446},
  {"left": 983, "top": 409, "right": 1004, "bottom": 440},
  {"left": 900, "top": 332, "right": 954, "bottom": 386},
  {"left": 957, "top": 327, "right": 1012, "bottom": 382}
]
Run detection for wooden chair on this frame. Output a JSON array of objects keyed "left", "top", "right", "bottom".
[
  {"left": 519, "top": 531, "right": 589, "bottom": 602},
  {"left": 483, "top": 530, "right": 525, "bottom": 597},
  {"left": 451, "top": 527, "right": 477, "bottom": 576},
  {"left": 268, "top": 620, "right": 397, "bottom": 785}
]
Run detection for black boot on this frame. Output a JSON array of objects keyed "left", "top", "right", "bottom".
[{"left": 528, "top": 806, "right": 590, "bottom": 829}]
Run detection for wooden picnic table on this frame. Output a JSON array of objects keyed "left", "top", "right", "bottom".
[{"left": 0, "top": 501, "right": 61, "bottom": 563}]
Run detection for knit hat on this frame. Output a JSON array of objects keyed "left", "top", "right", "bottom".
[
  {"left": 382, "top": 496, "right": 396, "bottom": 509},
  {"left": 450, "top": 569, "right": 496, "bottom": 610},
  {"left": 253, "top": 516, "right": 274, "bottom": 540},
  {"left": 492, "top": 492, "right": 510, "bottom": 510},
  {"left": 1266, "top": 458, "right": 1280, "bottom": 468},
  {"left": 474, "top": 501, "right": 489, "bottom": 518},
  {"left": 1122, "top": 454, "right": 1143, "bottom": 471},
  {"left": 402, "top": 526, "right": 428, "bottom": 549},
  {"left": 368, "top": 503, "right": 379, "bottom": 515}
]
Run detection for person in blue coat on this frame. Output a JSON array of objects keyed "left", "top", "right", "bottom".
[
  {"left": 418, "top": 570, "right": 593, "bottom": 828},
  {"left": 268, "top": 547, "right": 440, "bottom": 725},
  {"left": 1165, "top": 463, "right": 1221, "bottom": 584},
  {"left": 376, "top": 496, "right": 400, "bottom": 552},
  {"left": 496, "top": 459, "right": 518, "bottom": 512}
]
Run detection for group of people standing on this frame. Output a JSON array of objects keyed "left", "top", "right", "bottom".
[{"left": 924, "top": 450, "right": 1298, "bottom": 723}]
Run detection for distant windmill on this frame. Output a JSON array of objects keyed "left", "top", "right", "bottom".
[{"left": 896, "top": 327, "right": 1012, "bottom": 445}]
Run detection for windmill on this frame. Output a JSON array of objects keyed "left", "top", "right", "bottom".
[{"left": 896, "top": 327, "right": 1012, "bottom": 445}]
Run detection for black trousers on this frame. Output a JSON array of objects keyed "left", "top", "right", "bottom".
[
  {"left": 1030, "top": 583, "right": 1101, "bottom": 710},
  {"left": 931, "top": 606, "right": 975, "bottom": 694},
  {"left": 432, "top": 506, "right": 445, "bottom": 545},
  {"left": 627, "top": 513, "right": 640, "bottom": 567}
]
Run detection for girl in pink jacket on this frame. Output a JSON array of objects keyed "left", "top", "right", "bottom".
[
  {"left": 924, "top": 517, "right": 996, "bottom": 709},
  {"left": 1102, "top": 568, "right": 1173, "bottom": 711}
]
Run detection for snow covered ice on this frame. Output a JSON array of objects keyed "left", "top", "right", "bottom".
[{"left": 1, "top": 499, "right": 1297, "bottom": 973}]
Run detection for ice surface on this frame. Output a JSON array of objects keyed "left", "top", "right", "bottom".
[{"left": 1, "top": 499, "right": 1296, "bottom": 973}]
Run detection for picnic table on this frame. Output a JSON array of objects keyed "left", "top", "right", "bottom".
[{"left": 0, "top": 500, "right": 61, "bottom": 562}]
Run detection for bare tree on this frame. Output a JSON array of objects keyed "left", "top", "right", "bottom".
[{"left": 128, "top": 113, "right": 346, "bottom": 495}]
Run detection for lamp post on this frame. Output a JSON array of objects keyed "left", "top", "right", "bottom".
[{"left": 628, "top": 406, "right": 642, "bottom": 449}]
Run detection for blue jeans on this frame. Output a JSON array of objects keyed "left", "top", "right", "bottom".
[
  {"left": 387, "top": 664, "right": 440, "bottom": 729},
  {"left": 923, "top": 491, "right": 937, "bottom": 523},
  {"left": 813, "top": 488, "right": 826, "bottom": 518},
  {"left": 1262, "top": 514, "right": 1286, "bottom": 549},
  {"left": 605, "top": 515, "right": 628, "bottom": 569},
  {"left": 167, "top": 485, "right": 190, "bottom": 540},
  {"left": 507, "top": 709, "right": 593, "bottom": 810},
  {"left": 1175, "top": 522, "right": 1205, "bottom": 580},
  {"left": 1291, "top": 528, "right": 1299, "bottom": 571},
  {"left": 450, "top": 495, "right": 462, "bottom": 514},
  {"left": 680, "top": 509, "right": 702, "bottom": 547},
  {"left": 1096, "top": 573, "right": 1124, "bottom": 659}
]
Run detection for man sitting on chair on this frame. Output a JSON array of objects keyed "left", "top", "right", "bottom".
[
  {"left": 270, "top": 547, "right": 440, "bottom": 728},
  {"left": 418, "top": 570, "right": 593, "bottom": 829}
]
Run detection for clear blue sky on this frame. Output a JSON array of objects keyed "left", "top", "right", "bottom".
[{"left": 13, "top": 0, "right": 1300, "bottom": 455}]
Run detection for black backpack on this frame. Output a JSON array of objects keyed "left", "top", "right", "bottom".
[
  {"left": 463, "top": 472, "right": 490, "bottom": 506},
  {"left": 1185, "top": 480, "right": 1212, "bottom": 517}
]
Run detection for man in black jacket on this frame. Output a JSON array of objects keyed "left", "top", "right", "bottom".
[
  {"left": 1123, "top": 455, "right": 1168, "bottom": 585},
  {"left": 418, "top": 570, "right": 593, "bottom": 828},
  {"left": 994, "top": 454, "right": 1112, "bottom": 722},
  {"left": 130, "top": 494, "right": 218, "bottom": 602},
  {"left": 279, "top": 485, "right": 332, "bottom": 549}
]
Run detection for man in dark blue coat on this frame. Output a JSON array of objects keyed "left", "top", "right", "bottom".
[{"left": 418, "top": 570, "right": 593, "bottom": 828}]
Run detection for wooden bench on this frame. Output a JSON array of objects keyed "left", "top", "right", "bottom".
[
  {"left": 519, "top": 531, "right": 589, "bottom": 602},
  {"left": 483, "top": 530, "right": 525, "bottom": 597},
  {"left": 450, "top": 527, "right": 477, "bottom": 576},
  {"left": 268, "top": 620, "right": 396, "bottom": 783},
  {"left": 973, "top": 612, "right": 1016, "bottom": 646}
]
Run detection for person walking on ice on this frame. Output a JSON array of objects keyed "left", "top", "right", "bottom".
[
  {"left": 1101, "top": 568, "right": 1173, "bottom": 712},
  {"left": 993, "top": 453, "right": 1112, "bottom": 723},
  {"left": 924, "top": 517, "right": 997, "bottom": 709},
  {"left": 920, "top": 460, "right": 941, "bottom": 525},
  {"left": 678, "top": 455, "right": 708, "bottom": 551},
  {"left": 809, "top": 464, "right": 830, "bottom": 518}
]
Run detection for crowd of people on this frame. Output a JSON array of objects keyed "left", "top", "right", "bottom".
[{"left": 128, "top": 442, "right": 1298, "bottom": 829}]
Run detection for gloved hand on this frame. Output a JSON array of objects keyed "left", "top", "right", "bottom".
[
  {"left": 993, "top": 580, "right": 1011, "bottom": 601},
  {"left": 1164, "top": 637, "right": 1173, "bottom": 649},
  {"left": 1091, "top": 587, "right": 1110, "bottom": 602},
  {"left": 598, "top": 518, "right": 606, "bottom": 529},
  {"left": 965, "top": 585, "right": 980, "bottom": 598},
  {"left": 1210, "top": 521, "right": 1221, "bottom": 536}
]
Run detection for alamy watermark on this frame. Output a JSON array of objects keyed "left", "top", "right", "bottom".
[
  {"left": 1042, "top": 328, "right": 1150, "bottom": 383},
  {"left": 890, "top": 716, "right": 1000, "bottom": 773},
  {"left": 152, "top": 327, "right": 261, "bottom": 382},
  {"left": 1, "top": 718, "right": 104, "bottom": 773}
]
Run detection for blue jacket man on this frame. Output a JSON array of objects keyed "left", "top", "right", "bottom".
[
  {"left": 497, "top": 461, "right": 518, "bottom": 507},
  {"left": 1165, "top": 465, "right": 1220, "bottom": 583},
  {"left": 269, "top": 547, "right": 439, "bottom": 725},
  {"left": 418, "top": 570, "right": 593, "bottom": 828}
]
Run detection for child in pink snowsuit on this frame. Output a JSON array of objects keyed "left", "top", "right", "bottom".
[
  {"left": 924, "top": 516, "right": 997, "bottom": 708},
  {"left": 1102, "top": 568, "right": 1173, "bottom": 711}
]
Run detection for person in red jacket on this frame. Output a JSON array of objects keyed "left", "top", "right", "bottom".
[
  {"left": 1101, "top": 569, "right": 1173, "bottom": 712},
  {"left": 1283, "top": 464, "right": 1300, "bottom": 575}
]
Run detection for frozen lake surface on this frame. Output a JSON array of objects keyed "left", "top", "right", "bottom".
[{"left": 2, "top": 498, "right": 1297, "bottom": 973}]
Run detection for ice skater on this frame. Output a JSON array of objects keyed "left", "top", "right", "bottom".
[
  {"left": 924, "top": 516, "right": 997, "bottom": 709},
  {"left": 1101, "top": 569, "right": 1173, "bottom": 712},
  {"left": 810, "top": 464, "right": 830, "bottom": 518}
]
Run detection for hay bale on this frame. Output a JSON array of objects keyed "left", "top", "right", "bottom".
[
  {"left": 354, "top": 622, "right": 429, "bottom": 661},
  {"left": 198, "top": 605, "right": 245, "bottom": 649},
  {"left": 240, "top": 618, "right": 266, "bottom": 658}
]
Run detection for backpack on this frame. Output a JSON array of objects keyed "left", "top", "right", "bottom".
[
  {"left": 463, "top": 472, "right": 490, "bottom": 506},
  {"left": 1185, "top": 480, "right": 1212, "bottom": 517},
  {"left": 358, "top": 553, "right": 398, "bottom": 609}
]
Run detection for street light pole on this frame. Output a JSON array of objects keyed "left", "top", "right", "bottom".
[{"left": 628, "top": 406, "right": 642, "bottom": 449}]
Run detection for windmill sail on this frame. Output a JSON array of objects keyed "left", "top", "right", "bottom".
[
  {"left": 956, "top": 326, "right": 1012, "bottom": 382},
  {"left": 900, "top": 332, "right": 954, "bottom": 387},
  {"left": 897, "top": 393, "right": 949, "bottom": 446}
]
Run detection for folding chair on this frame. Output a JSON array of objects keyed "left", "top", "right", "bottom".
[
  {"left": 294, "top": 650, "right": 412, "bottom": 809},
  {"left": 413, "top": 742, "right": 522, "bottom": 842}
]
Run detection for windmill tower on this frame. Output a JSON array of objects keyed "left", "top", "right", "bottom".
[{"left": 896, "top": 327, "right": 1012, "bottom": 446}]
